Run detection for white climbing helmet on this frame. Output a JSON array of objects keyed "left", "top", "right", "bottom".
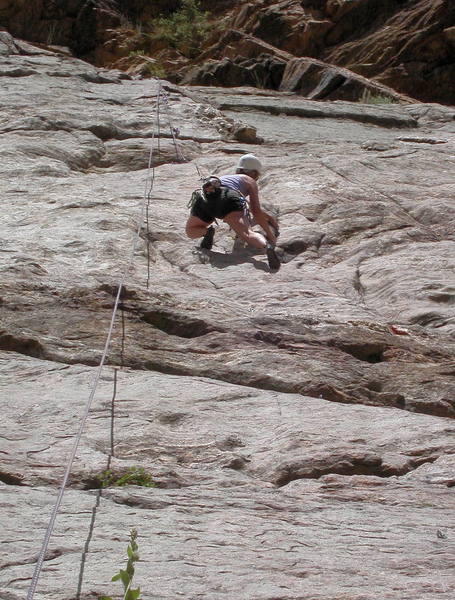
[{"left": 237, "top": 153, "right": 262, "bottom": 173}]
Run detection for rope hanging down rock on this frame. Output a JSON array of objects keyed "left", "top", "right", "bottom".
[
  {"left": 145, "top": 79, "right": 162, "bottom": 288},
  {"left": 143, "top": 81, "right": 208, "bottom": 285},
  {"left": 26, "top": 80, "right": 164, "bottom": 600},
  {"left": 160, "top": 84, "right": 207, "bottom": 180}
]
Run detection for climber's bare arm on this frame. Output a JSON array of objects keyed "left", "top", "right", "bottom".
[{"left": 241, "top": 175, "right": 278, "bottom": 243}]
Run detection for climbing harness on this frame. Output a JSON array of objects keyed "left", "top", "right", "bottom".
[
  {"left": 189, "top": 184, "right": 248, "bottom": 220},
  {"left": 202, "top": 176, "right": 222, "bottom": 194}
]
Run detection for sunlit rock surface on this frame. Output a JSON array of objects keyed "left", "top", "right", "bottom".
[{"left": 1, "top": 35, "right": 455, "bottom": 600}]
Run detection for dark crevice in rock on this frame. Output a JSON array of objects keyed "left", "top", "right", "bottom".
[
  {"left": 135, "top": 358, "right": 413, "bottom": 414},
  {"left": 274, "top": 454, "right": 440, "bottom": 487},
  {"left": 98, "top": 283, "right": 139, "bottom": 301},
  {"left": 253, "top": 329, "right": 387, "bottom": 364},
  {"left": 80, "top": 477, "right": 107, "bottom": 491},
  {"left": 1, "top": 306, "right": 451, "bottom": 419},
  {"left": 0, "top": 337, "right": 101, "bottom": 368},
  {"left": 222, "top": 456, "right": 250, "bottom": 471},
  {"left": 312, "top": 383, "right": 406, "bottom": 409},
  {"left": 427, "top": 292, "right": 455, "bottom": 305},
  {"left": 8, "top": 336, "right": 442, "bottom": 418},
  {"left": 0, "top": 332, "right": 45, "bottom": 359},
  {"left": 141, "top": 310, "right": 222, "bottom": 339},
  {"left": 278, "top": 238, "right": 309, "bottom": 256},
  {"left": 366, "top": 381, "right": 383, "bottom": 393},
  {"left": 2, "top": 548, "right": 65, "bottom": 570},
  {"left": 0, "top": 67, "right": 38, "bottom": 77},
  {"left": 0, "top": 305, "right": 450, "bottom": 419},
  {"left": 409, "top": 311, "right": 454, "bottom": 329},
  {"left": 217, "top": 99, "right": 418, "bottom": 128},
  {"left": 334, "top": 342, "right": 385, "bottom": 363},
  {"left": 408, "top": 398, "right": 455, "bottom": 419},
  {"left": 104, "top": 495, "right": 172, "bottom": 510},
  {"left": 309, "top": 73, "right": 348, "bottom": 101},
  {"left": 253, "top": 330, "right": 286, "bottom": 346},
  {"left": 0, "top": 471, "right": 25, "bottom": 486}
]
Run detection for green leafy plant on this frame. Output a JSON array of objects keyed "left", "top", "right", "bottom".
[
  {"left": 127, "top": 51, "right": 167, "bottom": 77},
  {"left": 150, "top": 0, "right": 211, "bottom": 58},
  {"left": 97, "top": 467, "right": 155, "bottom": 488},
  {"left": 46, "top": 22, "right": 58, "bottom": 45},
  {"left": 144, "top": 61, "right": 167, "bottom": 77},
  {"left": 100, "top": 529, "right": 142, "bottom": 600},
  {"left": 360, "top": 89, "right": 397, "bottom": 104}
]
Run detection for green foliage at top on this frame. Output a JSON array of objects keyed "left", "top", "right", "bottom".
[
  {"left": 100, "top": 528, "right": 142, "bottom": 600},
  {"left": 150, "top": 0, "right": 211, "bottom": 58},
  {"left": 127, "top": 51, "right": 167, "bottom": 77},
  {"left": 360, "top": 89, "right": 397, "bottom": 104},
  {"left": 97, "top": 466, "right": 155, "bottom": 488}
]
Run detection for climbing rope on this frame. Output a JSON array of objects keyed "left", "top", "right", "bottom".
[
  {"left": 119, "top": 300, "right": 126, "bottom": 369},
  {"left": 75, "top": 367, "right": 118, "bottom": 600},
  {"left": 160, "top": 85, "right": 208, "bottom": 181},
  {"left": 160, "top": 88, "right": 184, "bottom": 163},
  {"left": 26, "top": 80, "right": 163, "bottom": 600},
  {"left": 143, "top": 81, "right": 211, "bottom": 284},
  {"left": 145, "top": 79, "right": 162, "bottom": 288}
]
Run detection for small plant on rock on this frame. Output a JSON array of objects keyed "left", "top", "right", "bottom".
[
  {"left": 97, "top": 466, "right": 155, "bottom": 488},
  {"left": 127, "top": 51, "right": 167, "bottom": 77},
  {"left": 149, "top": 0, "right": 211, "bottom": 58},
  {"left": 100, "top": 528, "right": 142, "bottom": 600},
  {"left": 360, "top": 89, "right": 396, "bottom": 104}
]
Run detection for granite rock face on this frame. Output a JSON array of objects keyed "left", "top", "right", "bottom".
[
  {"left": 1, "top": 36, "right": 455, "bottom": 599},
  {"left": 2, "top": 355, "right": 455, "bottom": 599}
]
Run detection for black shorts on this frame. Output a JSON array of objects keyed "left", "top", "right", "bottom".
[{"left": 190, "top": 187, "right": 246, "bottom": 223}]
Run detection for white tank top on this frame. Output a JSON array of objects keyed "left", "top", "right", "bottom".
[{"left": 219, "top": 175, "right": 249, "bottom": 197}]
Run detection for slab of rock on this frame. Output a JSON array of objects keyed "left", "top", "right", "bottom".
[
  {"left": 1, "top": 355, "right": 455, "bottom": 599},
  {"left": 181, "top": 31, "right": 412, "bottom": 104},
  {"left": 198, "top": 87, "right": 418, "bottom": 127},
  {"left": 323, "top": 0, "right": 455, "bottom": 105},
  {"left": 280, "top": 56, "right": 415, "bottom": 103},
  {"left": 223, "top": 0, "right": 455, "bottom": 104},
  {"left": 0, "top": 34, "right": 455, "bottom": 600}
]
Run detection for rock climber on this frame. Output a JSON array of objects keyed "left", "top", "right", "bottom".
[{"left": 185, "top": 154, "right": 281, "bottom": 271}]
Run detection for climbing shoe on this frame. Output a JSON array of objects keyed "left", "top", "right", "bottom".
[
  {"left": 266, "top": 242, "right": 280, "bottom": 272},
  {"left": 200, "top": 225, "right": 215, "bottom": 250}
]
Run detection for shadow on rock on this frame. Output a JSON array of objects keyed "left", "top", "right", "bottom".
[{"left": 199, "top": 248, "right": 271, "bottom": 272}]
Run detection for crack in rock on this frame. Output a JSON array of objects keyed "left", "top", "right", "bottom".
[
  {"left": 141, "top": 309, "right": 222, "bottom": 339},
  {"left": 0, "top": 471, "right": 25, "bottom": 486},
  {"left": 273, "top": 454, "right": 440, "bottom": 487}
]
